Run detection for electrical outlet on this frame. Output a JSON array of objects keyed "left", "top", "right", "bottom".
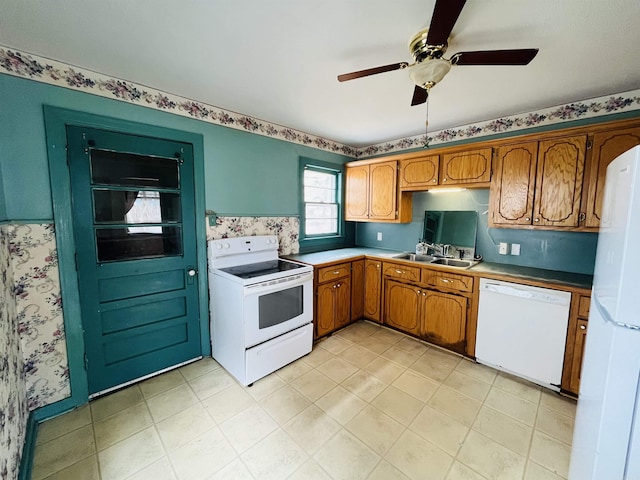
[
  {"left": 377, "top": 232, "right": 383, "bottom": 241},
  {"left": 511, "top": 243, "right": 521, "bottom": 256},
  {"left": 499, "top": 242, "right": 509, "bottom": 255}
]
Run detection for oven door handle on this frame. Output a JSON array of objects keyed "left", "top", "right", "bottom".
[{"left": 243, "top": 271, "right": 313, "bottom": 296}]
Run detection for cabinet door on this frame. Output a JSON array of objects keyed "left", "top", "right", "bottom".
[
  {"left": 364, "top": 260, "right": 382, "bottom": 322},
  {"left": 584, "top": 127, "right": 640, "bottom": 227},
  {"left": 316, "top": 282, "right": 336, "bottom": 337},
  {"left": 422, "top": 290, "right": 467, "bottom": 354},
  {"left": 569, "top": 319, "right": 588, "bottom": 394},
  {"left": 369, "top": 161, "right": 397, "bottom": 220},
  {"left": 351, "top": 260, "right": 365, "bottom": 321},
  {"left": 345, "top": 165, "right": 370, "bottom": 220},
  {"left": 384, "top": 280, "right": 422, "bottom": 336},
  {"left": 440, "top": 148, "right": 492, "bottom": 185},
  {"left": 335, "top": 277, "right": 352, "bottom": 329},
  {"left": 490, "top": 143, "right": 538, "bottom": 225},
  {"left": 533, "top": 135, "right": 587, "bottom": 227},
  {"left": 399, "top": 155, "right": 439, "bottom": 190}
]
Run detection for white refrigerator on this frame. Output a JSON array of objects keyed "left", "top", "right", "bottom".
[{"left": 569, "top": 145, "right": 640, "bottom": 479}]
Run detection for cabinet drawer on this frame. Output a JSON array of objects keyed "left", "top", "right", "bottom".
[
  {"left": 422, "top": 269, "right": 473, "bottom": 293},
  {"left": 578, "top": 294, "right": 591, "bottom": 318},
  {"left": 382, "top": 262, "right": 421, "bottom": 282},
  {"left": 317, "top": 263, "right": 351, "bottom": 283}
]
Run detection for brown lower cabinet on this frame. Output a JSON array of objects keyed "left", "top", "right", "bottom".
[
  {"left": 316, "top": 275, "right": 351, "bottom": 338},
  {"left": 364, "top": 259, "right": 382, "bottom": 322},
  {"left": 384, "top": 279, "right": 468, "bottom": 354},
  {"left": 562, "top": 291, "right": 591, "bottom": 395}
]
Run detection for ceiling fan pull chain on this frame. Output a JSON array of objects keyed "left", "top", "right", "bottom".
[{"left": 424, "top": 91, "right": 431, "bottom": 149}]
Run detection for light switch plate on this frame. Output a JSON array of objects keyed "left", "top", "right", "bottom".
[
  {"left": 377, "top": 232, "right": 383, "bottom": 241},
  {"left": 499, "top": 242, "right": 508, "bottom": 255},
  {"left": 511, "top": 243, "right": 521, "bottom": 255}
]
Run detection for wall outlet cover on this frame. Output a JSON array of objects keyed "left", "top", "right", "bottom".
[
  {"left": 511, "top": 243, "right": 521, "bottom": 256},
  {"left": 376, "top": 232, "right": 383, "bottom": 241},
  {"left": 499, "top": 242, "right": 508, "bottom": 255}
]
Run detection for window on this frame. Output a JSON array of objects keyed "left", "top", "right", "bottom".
[{"left": 302, "top": 162, "right": 341, "bottom": 237}]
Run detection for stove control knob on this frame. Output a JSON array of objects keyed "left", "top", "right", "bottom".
[
  {"left": 223, "top": 243, "right": 230, "bottom": 249},
  {"left": 215, "top": 243, "right": 223, "bottom": 250}
]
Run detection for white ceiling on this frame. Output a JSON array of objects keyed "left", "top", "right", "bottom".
[{"left": 2, "top": 0, "right": 640, "bottom": 148}]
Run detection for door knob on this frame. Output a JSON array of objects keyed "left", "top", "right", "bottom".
[
  {"left": 188, "top": 269, "right": 197, "bottom": 277},
  {"left": 186, "top": 268, "right": 197, "bottom": 285}
]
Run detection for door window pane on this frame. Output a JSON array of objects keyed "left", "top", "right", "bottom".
[
  {"left": 93, "top": 190, "right": 181, "bottom": 224},
  {"left": 90, "top": 149, "right": 179, "bottom": 188},
  {"left": 96, "top": 226, "right": 182, "bottom": 262}
]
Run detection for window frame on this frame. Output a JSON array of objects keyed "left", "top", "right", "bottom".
[{"left": 299, "top": 157, "right": 348, "bottom": 251}]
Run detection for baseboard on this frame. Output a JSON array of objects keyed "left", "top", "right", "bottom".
[{"left": 18, "top": 412, "right": 38, "bottom": 480}]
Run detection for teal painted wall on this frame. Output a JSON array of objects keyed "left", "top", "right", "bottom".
[
  {"left": 0, "top": 158, "right": 6, "bottom": 221},
  {"left": 0, "top": 74, "right": 351, "bottom": 220},
  {"left": 355, "top": 189, "right": 598, "bottom": 275}
]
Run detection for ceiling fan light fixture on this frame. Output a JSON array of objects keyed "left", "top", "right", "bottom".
[{"left": 409, "top": 58, "right": 452, "bottom": 88}]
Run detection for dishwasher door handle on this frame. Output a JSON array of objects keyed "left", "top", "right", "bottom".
[
  {"left": 483, "top": 283, "right": 534, "bottom": 299},
  {"left": 483, "top": 282, "right": 568, "bottom": 304}
]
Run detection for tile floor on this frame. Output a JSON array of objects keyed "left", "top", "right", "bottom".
[{"left": 32, "top": 320, "right": 577, "bottom": 480}]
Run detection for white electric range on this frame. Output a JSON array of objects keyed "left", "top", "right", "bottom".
[{"left": 207, "top": 235, "right": 313, "bottom": 385}]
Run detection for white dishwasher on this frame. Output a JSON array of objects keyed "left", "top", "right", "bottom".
[{"left": 475, "top": 278, "right": 572, "bottom": 391}]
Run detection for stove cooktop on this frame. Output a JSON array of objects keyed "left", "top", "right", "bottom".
[{"left": 218, "top": 259, "right": 307, "bottom": 279}]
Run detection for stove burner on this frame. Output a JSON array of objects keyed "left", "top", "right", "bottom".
[{"left": 219, "top": 259, "right": 305, "bottom": 279}]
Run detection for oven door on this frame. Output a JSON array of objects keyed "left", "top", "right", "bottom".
[{"left": 243, "top": 271, "right": 313, "bottom": 347}]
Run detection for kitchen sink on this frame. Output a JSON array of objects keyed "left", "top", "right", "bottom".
[
  {"left": 392, "top": 253, "right": 478, "bottom": 269},
  {"left": 392, "top": 253, "right": 436, "bottom": 262},
  {"left": 430, "top": 258, "right": 474, "bottom": 268}
]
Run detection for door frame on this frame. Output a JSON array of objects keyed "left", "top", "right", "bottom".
[{"left": 42, "top": 105, "right": 209, "bottom": 417}]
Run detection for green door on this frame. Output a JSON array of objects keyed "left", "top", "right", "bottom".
[{"left": 66, "top": 126, "right": 201, "bottom": 395}]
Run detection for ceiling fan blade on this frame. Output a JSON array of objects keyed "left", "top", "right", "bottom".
[
  {"left": 337, "top": 62, "right": 408, "bottom": 82},
  {"left": 411, "top": 85, "right": 428, "bottom": 106},
  {"left": 452, "top": 49, "right": 539, "bottom": 65},
  {"left": 426, "top": 0, "right": 467, "bottom": 46}
]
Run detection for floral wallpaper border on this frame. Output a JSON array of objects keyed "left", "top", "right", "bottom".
[
  {"left": 360, "top": 90, "right": 640, "bottom": 156},
  {"left": 8, "top": 224, "right": 71, "bottom": 411},
  {"left": 0, "top": 225, "right": 28, "bottom": 480},
  {"left": 0, "top": 46, "right": 357, "bottom": 157},
  {"left": 206, "top": 216, "right": 299, "bottom": 255},
  {"left": 1, "top": 45, "right": 639, "bottom": 159}
]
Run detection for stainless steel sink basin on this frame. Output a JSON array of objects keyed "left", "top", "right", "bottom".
[
  {"left": 430, "top": 258, "right": 474, "bottom": 268},
  {"left": 392, "top": 253, "right": 436, "bottom": 262},
  {"left": 392, "top": 253, "right": 478, "bottom": 269}
]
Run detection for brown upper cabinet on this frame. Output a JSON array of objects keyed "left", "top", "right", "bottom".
[
  {"left": 490, "top": 135, "right": 587, "bottom": 228},
  {"left": 399, "top": 153, "right": 439, "bottom": 190},
  {"left": 345, "top": 160, "right": 411, "bottom": 222},
  {"left": 398, "top": 147, "right": 491, "bottom": 191},
  {"left": 440, "top": 148, "right": 492, "bottom": 186},
  {"left": 582, "top": 126, "right": 640, "bottom": 228}
]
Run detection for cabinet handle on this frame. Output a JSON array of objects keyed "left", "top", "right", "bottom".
[
  {"left": 443, "top": 178, "right": 447, "bottom": 182},
  {"left": 432, "top": 179, "right": 437, "bottom": 183},
  {"left": 422, "top": 292, "right": 426, "bottom": 296},
  {"left": 377, "top": 264, "right": 380, "bottom": 268},
  {"left": 333, "top": 270, "right": 340, "bottom": 275},
  {"left": 525, "top": 217, "right": 531, "bottom": 222},
  {"left": 579, "top": 212, "right": 586, "bottom": 222},
  {"left": 534, "top": 218, "right": 540, "bottom": 222},
  {"left": 579, "top": 325, "right": 586, "bottom": 330},
  {"left": 441, "top": 278, "right": 451, "bottom": 283},
  {"left": 416, "top": 290, "right": 421, "bottom": 296},
  {"left": 395, "top": 269, "right": 404, "bottom": 274},
  {"left": 336, "top": 282, "right": 341, "bottom": 288}
]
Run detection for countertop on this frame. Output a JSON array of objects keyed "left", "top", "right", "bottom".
[{"left": 285, "top": 248, "right": 593, "bottom": 290}]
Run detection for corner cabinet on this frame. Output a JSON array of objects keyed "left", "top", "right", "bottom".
[
  {"left": 345, "top": 160, "right": 412, "bottom": 223},
  {"left": 490, "top": 135, "right": 587, "bottom": 229},
  {"left": 364, "top": 259, "right": 382, "bottom": 323}
]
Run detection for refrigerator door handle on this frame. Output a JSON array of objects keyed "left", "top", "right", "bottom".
[{"left": 594, "top": 294, "right": 640, "bottom": 331}]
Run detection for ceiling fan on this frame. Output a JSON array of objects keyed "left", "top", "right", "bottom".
[{"left": 337, "top": 0, "right": 539, "bottom": 106}]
